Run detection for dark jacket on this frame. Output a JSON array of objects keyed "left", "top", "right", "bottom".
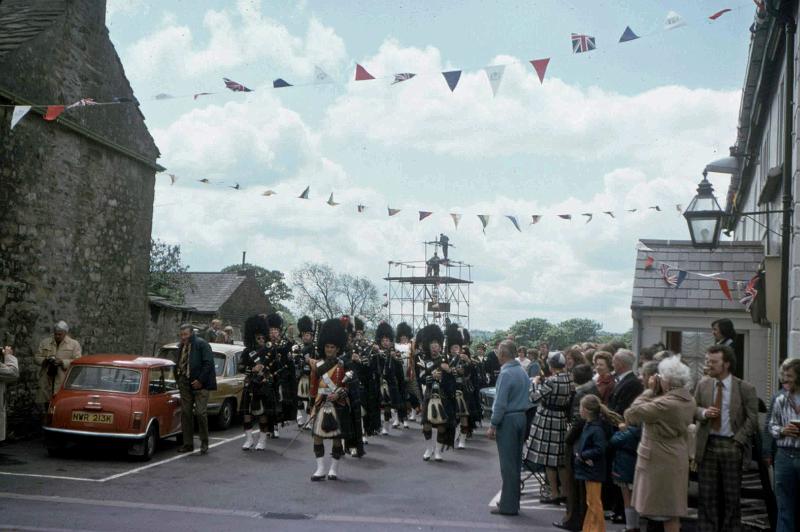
[
  {"left": 181, "top": 335, "right": 217, "bottom": 391},
  {"left": 573, "top": 420, "right": 608, "bottom": 482},
  {"left": 608, "top": 372, "right": 644, "bottom": 416},
  {"left": 610, "top": 424, "right": 641, "bottom": 484}
]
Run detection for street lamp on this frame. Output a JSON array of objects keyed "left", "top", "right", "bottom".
[{"left": 683, "top": 173, "right": 724, "bottom": 249}]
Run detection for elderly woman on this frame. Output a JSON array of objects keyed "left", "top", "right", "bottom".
[
  {"left": 592, "top": 351, "right": 614, "bottom": 404},
  {"left": 530, "top": 351, "right": 575, "bottom": 504},
  {"left": 625, "top": 356, "right": 696, "bottom": 532}
]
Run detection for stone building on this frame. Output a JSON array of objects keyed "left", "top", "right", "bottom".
[
  {"left": 144, "top": 271, "right": 272, "bottom": 355},
  {"left": 0, "top": 0, "right": 160, "bottom": 433}
]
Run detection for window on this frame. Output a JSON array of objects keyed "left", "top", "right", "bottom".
[
  {"left": 148, "top": 367, "right": 166, "bottom": 395},
  {"left": 227, "top": 354, "right": 237, "bottom": 377},
  {"left": 65, "top": 366, "right": 141, "bottom": 394},
  {"left": 664, "top": 329, "right": 745, "bottom": 382},
  {"left": 214, "top": 354, "right": 226, "bottom": 376}
]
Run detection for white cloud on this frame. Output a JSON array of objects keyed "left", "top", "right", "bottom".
[
  {"left": 106, "top": 0, "right": 148, "bottom": 20},
  {"left": 124, "top": 1, "right": 346, "bottom": 82}
]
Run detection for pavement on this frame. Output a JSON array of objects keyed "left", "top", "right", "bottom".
[{"left": 0, "top": 420, "right": 565, "bottom": 532}]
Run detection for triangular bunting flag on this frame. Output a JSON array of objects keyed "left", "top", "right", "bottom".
[
  {"left": 718, "top": 279, "right": 733, "bottom": 302},
  {"left": 484, "top": 65, "right": 505, "bottom": 97},
  {"left": 558, "top": 214, "right": 572, "bottom": 220},
  {"left": 355, "top": 64, "right": 375, "bottom": 81},
  {"left": 450, "top": 213, "right": 462, "bottom": 228},
  {"left": 388, "top": 207, "right": 401, "bottom": 217},
  {"left": 273, "top": 78, "right": 293, "bottom": 88},
  {"left": 603, "top": 211, "right": 615, "bottom": 218},
  {"left": 665, "top": 11, "right": 686, "bottom": 30},
  {"left": 627, "top": 208, "right": 638, "bottom": 213},
  {"left": 644, "top": 256, "right": 655, "bottom": 270},
  {"left": 298, "top": 186, "right": 310, "bottom": 199},
  {"left": 637, "top": 242, "right": 655, "bottom": 252},
  {"left": 357, "top": 205, "right": 366, "bottom": 213},
  {"left": 43, "top": 105, "right": 65, "bottom": 121},
  {"left": 419, "top": 211, "right": 433, "bottom": 221},
  {"left": 327, "top": 193, "right": 339, "bottom": 206},
  {"left": 224, "top": 78, "right": 252, "bottom": 92},
  {"left": 392, "top": 73, "right": 416, "bottom": 85},
  {"left": 676, "top": 204, "right": 683, "bottom": 213},
  {"left": 477, "top": 214, "right": 490, "bottom": 234},
  {"left": 709, "top": 8, "right": 732, "bottom": 20},
  {"left": 530, "top": 58, "right": 550, "bottom": 84},
  {"left": 660, "top": 264, "right": 678, "bottom": 287},
  {"left": 262, "top": 190, "right": 276, "bottom": 196},
  {"left": 193, "top": 92, "right": 213, "bottom": 100},
  {"left": 168, "top": 173, "right": 177, "bottom": 185},
  {"left": 442, "top": 70, "right": 462, "bottom": 92},
  {"left": 313, "top": 66, "right": 331, "bottom": 84},
  {"left": 198, "top": 178, "right": 210, "bottom": 184},
  {"left": 572, "top": 33, "right": 596, "bottom": 53},
  {"left": 649, "top": 205, "right": 662, "bottom": 211},
  {"left": 618, "top": 26, "right": 639, "bottom": 43},
  {"left": 530, "top": 215, "right": 542, "bottom": 225},
  {"left": 505, "top": 215, "right": 522, "bottom": 232},
  {"left": 229, "top": 183, "right": 240, "bottom": 190},
  {"left": 582, "top": 213, "right": 593, "bottom": 224},
  {"left": 675, "top": 270, "right": 688, "bottom": 288},
  {"left": 10, "top": 105, "right": 31, "bottom": 129}
]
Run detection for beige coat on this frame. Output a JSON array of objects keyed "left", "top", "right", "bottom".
[
  {"left": 625, "top": 388, "right": 697, "bottom": 518},
  {"left": 0, "top": 354, "right": 19, "bottom": 441},
  {"left": 693, "top": 375, "right": 758, "bottom": 464},
  {"left": 34, "top": 336, "right": 82, "bottom": 403}
]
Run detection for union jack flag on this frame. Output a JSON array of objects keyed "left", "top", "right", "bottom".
[
  {"left": 223, "top": 78, "right": 252, "bottom": 92},
  {"left": 740, "top": 274, "right": 759, "bottom": 310},
  {"left": 660, "top": 264, "right": 677, "bottom": 287},
  {"left": 571, "top": 33, "right": 596, "bottom": 54},
  {"left": 392, "top": 73, "right": 416, "bottom": 85}
]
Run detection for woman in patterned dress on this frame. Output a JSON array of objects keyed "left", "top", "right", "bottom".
[{"left": 530, "top": 351, "right": 575, "bottom": 504}]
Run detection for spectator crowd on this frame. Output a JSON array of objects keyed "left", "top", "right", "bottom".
[{"left": 490, "top": 317, "right": 798, "bottom": 532}]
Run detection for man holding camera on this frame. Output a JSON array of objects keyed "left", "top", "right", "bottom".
[{"left": 34, "top": 321, "right": 82, "bottom": 414}]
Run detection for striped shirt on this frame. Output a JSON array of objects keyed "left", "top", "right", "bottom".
[{"left": 769, "top": 392, "right": 800, "bottom": 448}]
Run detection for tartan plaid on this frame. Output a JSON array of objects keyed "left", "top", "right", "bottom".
[
  {"left": 697, "top": 437, "right": 744, "bottom": 532},
  {"left": 530, "top": 373, "right": 574, "bottom": 467}
]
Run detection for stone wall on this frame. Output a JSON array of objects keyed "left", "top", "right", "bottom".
[
  {"left": 0, "top": 0, "right": 158, "bottom": 436},
  {"left": 217, "top": 275, "right": 272, "bottom": 329}
]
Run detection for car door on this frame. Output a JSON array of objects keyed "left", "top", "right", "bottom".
[
  {"left": 147, "top": 367, "right": 170, "bottom": 436},
  {"left": 161, "top": 367, "right": 182, "bottom": 434}
]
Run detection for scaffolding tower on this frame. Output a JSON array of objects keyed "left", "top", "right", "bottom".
[{"left": 385, "top": 234, "right": 473, "bottom": 330}]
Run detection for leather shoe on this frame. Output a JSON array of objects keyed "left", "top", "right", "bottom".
[
  {"left": 490, "top": 508, "right": 518, "bottom": 516},
  {"left": 200, "top": 441, "right": 209, "bottom": 455},
  {"left": 539, "top": 497, "right": 562, "bottom": 505},
  {"left": 176, "top": 445, "right": 194, "bottom": 453}
]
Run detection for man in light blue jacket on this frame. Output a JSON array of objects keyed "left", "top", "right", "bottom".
[{"left": 488, "top": 340, "right": 532, "bottom": 516}]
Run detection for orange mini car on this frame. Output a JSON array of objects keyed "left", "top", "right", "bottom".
[{"left": 44, "top": 354, "right": 182, "bottom": 461}]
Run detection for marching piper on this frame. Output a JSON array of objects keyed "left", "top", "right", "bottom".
[
  {"left": 371, "top": 322, "right": 404, "bottom": 435},
  {"left": 418, "top": 324, "right": 457, "bottom": 461},
  {"left": 396, "top": 322, "right": 421, "bottom": 427},
  {"left": 264, "top": 313, "right": 295, "bottom": 438},
  {"left": 294, "top": 316, "right": 316, "bottom": 428},
  {"left": 239, "top": 315, "right": 280, "bottom": 451},
  {"left": 309, "top": 318, "right": 354, "bottom": 481}
]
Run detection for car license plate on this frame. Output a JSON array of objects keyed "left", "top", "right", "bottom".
[{"left": 71, "top": 411, "right": 114, "bottom": 424}]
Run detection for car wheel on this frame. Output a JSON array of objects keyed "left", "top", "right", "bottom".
[
  {"left": 214, "top": 399, "right": 235, "bottom": 430},
  {"left": 137, "top": 424, "right": 157, "bottom": 462}
]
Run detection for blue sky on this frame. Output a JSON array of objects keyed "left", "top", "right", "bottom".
[{"left": 106, "top": 0, "right": 755, "bottom": 332}]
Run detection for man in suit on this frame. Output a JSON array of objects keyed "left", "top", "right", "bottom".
[
  {"left": 176, "top": 324, "right": 217, "bottom": 454},
  {"left": 694, "top": 344, "right": 758, "bottom": 532},
  {"left": 609, "top": 350, "right": 644, "bottom": 416}
]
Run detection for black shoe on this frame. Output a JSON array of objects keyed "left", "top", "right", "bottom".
[
  {"left": 327, "top": 474, "right": 338, "bottom": 480},
  {"left": 539, "top": 497, "right": 562, "bottom": 505},
  {"left": 310, "top": 475, "right": 326, "bottom": 482},
  {"left": 176, "top": 445, "right": 194, "bottom": 453},
  {"left": 200, "top": 441, "right": 209, "bottom": 455}
]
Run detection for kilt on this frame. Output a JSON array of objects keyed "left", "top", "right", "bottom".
[
  {"left": 311, "top": 402, "right": 354, "bottom": 440},
  {"left": 241, "top": 387, "right": 280, "bottom": 417}
]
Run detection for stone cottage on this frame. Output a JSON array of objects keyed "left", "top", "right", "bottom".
[{"left": 0, "top": 0, "right": 160, "bottom": 434}]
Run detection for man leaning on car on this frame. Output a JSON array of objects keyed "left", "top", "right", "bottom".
[{"left": 175, "top": 324, "right": 217, "bottom": 454}]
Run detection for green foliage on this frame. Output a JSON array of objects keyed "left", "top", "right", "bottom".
[
  {"left": 543, "top": 318, "right": 604, "bottom": 349},
  {"left": 149, "top": 239, "right": 190, "bottom": 303},
  {"left": 509, "top": 318, "right": 551, "bottom": 348},
  {"left": 221, "top": 263, "right": 292, "bottom": 305},
  {"left": 484, "top": 317, "right": 611, "bottom": 351},
  {"left": 596, "top": 329, "right": 633, "bottom": 347}
]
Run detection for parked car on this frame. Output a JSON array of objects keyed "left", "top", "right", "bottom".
[
  {"left": 480, "top": 387, "right": 496, "bottom": 419},
  {"left": 44, "top": 355, "right": 182, "bottom": 461},
  {"left": 157, "top": 342, "right": 245, "bottom": 430}
]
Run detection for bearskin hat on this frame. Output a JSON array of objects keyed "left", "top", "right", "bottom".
[
  {"left": 297, "top": 316, "right": 314, "bottom": 336},
  {"left": 420, "top": 324, "right": 444, "bottom": 354},
  {"left": 375, "top": 321, "right": 394, "bottom": 343},
  {"left": 266, "top": 312, "right": 283, "bottom": 330},
  {"left": 243, "top": 315, "right": 269, "bottom": 350},
  {"left": 339, "top": 315, "right": 354, "bottom": 337},
  {"left": 354, "top": 317, "right": 365, "bottom": 332},
  {"left": 446, "top": 323, "right": 464, "bottom": 350},
  {"left": 461, "top": 328, "right": 471, "bottom": 346},
  {"left": 317, "top": 318, "right": 347, "bottom": 353},
  {"left": 396, "top": 322, "right": 413, "bottom": 341}
]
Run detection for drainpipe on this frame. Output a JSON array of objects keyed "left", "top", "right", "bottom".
[{"left": 780, "top": 17, "right": 795, "bottom": 361}]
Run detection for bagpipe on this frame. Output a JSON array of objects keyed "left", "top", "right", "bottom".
[
  {"left": 312, "top": 369, "right": 355, "bottom": 438},
  {"left": 419, "top": 356, "right": 449, "bottom": 425}
]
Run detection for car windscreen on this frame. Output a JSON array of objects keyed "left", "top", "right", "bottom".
[
  {"left": 64, "top": 365, "right": 142, "bottom": 394},
  {"left": 158, "top": 348, "right": 223, "bottom": 377}
]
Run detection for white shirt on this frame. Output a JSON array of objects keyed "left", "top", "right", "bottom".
[
  {"left": 710, "top": 374, "right": 733, "bottom": 437},
  {"left": 517, "top": 357, "right": 531, "bottom": 371}
]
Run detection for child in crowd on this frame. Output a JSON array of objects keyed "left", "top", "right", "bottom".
[
  {"left": 574, "top": 394, "right": 624, "bottom": 532},
  {"left": 611, "top": 422, "right": 642, "bottom": 532}
]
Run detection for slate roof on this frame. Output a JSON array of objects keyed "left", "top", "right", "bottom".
[
  {"left": 0, "top": 0, "right": 65, "bottom": 61},
  {"left": 177, "top": 273, "right": 249, "bottom": 314},
  {"left": 631, "top": 239, "right": 764, "bottom": 311}
]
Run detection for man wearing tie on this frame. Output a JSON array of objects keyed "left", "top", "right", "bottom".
[
  {"left": 487, "top": 340, "right": 532, "bottom": 516},
  {"left": 694, "top": 344, "right": 758, "bottom": 532}
]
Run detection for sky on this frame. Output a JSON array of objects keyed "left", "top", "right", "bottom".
[{"left": 105, "top": 0, "right": 756, "bottom": 332}]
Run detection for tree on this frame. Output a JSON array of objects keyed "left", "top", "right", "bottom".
[
  {"left": 508, "top": 317, "right": 552, "bottom": 348},
  {"left": 149, "top": 239, "right": 191, "bottom": 303},
  {"left": 544, "top": 318, "right": 604, "bottom": 349},
  {"left": 290, "top": 263, "right": 385, "bottom": 324},
  {"left": 221, "top": 263, "right": 292, "bottom": 306}
]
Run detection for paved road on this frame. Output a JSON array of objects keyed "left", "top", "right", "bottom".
[{"left": 0, "top": 420, "right": 563, "bottom": 531}]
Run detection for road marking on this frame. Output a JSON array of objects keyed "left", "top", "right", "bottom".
[
  {"left": 0, "top": 434, "right": 245, "bottom": 484},
  {"left": 0, "top": 492, "right": 512, "bottom": 530}
]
